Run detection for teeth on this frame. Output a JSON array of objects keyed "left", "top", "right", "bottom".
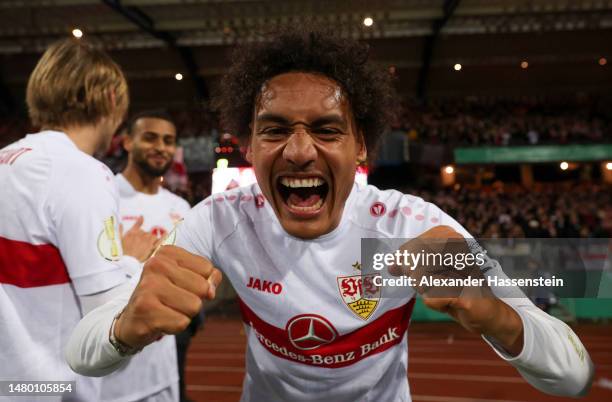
[
  {"left": 288, "top": 198, "right": 324, "bottom": 211},
  {"left": 280, "top": 177, "right": 324, "bottom": 188}
]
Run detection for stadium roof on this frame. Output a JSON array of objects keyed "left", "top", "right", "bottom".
[{"left": 1, "top": 0, "right": 611, "bottom": 110}]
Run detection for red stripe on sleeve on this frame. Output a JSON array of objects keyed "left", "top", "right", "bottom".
[{"left": 0, "top": 236, "right": 70, "bottom": 287}]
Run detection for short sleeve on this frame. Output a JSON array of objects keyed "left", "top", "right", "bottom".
[
  {"left": 174, "top": 198, "right": 214, "bottom": 261},
  {"left": 47, "top": 161, "right": 127, "bottom": 296}
]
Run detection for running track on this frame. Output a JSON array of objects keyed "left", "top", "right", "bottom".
[{"left": 186, "top": 318, "right": 612, "bottom": 402}]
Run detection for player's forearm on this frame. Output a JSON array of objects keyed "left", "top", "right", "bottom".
[
  {"left": 479, "top": 298, "right": 524, "bottom": 356},
  {"left": 65, "top": 297, "right": 131, "bottom": 377},
  {"left": 484, "top": 303, "right": 594, "bottom": 397}
]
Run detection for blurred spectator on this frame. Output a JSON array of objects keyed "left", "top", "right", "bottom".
[
  {"left": 408, "top": 183, "right": 611, "bottom": 238},
  {"left": 399, "top": 95, "right": 611, "bottom": 146}
]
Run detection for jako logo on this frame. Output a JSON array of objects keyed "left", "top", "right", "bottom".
[{"left": 247, "top": 277, "right": 283, "bottom": 294}]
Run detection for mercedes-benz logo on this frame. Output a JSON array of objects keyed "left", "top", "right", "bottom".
[{"left": 286, "top": 315, "right": 338, "bottom": 351}]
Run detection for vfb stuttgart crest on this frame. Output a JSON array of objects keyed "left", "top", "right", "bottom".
[{"left": 337, "top": 274, "right": 381, "bottom": 320}]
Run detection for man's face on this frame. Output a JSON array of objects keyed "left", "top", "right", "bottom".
[
  {"left": 124, "top": 117, "right": 177, "bottom": 178},
  {"left": 247, "top": 72, "right": 366, "bottom": 239}
]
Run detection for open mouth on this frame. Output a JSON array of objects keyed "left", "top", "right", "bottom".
[{"left": 277, "top": 176, "right": 329, "bottom": 214}]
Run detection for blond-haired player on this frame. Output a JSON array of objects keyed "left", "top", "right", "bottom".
[{"left": 0, "top": 38, "right": 158, "bottom": 401}]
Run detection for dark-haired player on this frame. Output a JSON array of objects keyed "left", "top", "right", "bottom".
[
  {"left": 67, "top": 29, "right": 594, "bottom": 401},
  {"left": 100, "top": 110, "right": 191, "bottom": 402}
]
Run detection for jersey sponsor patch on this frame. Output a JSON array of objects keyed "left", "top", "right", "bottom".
[
  {"left": 239, "top": 298, "right": 415, "bottom": 368},
  {"left": 97, "top": 216, "right": 120, "bottom": 261},
  {"left": 337, "top": 274, "right": 381, "bottom": 320},
  {"left": 287, "top": 314, "right": 338, "bottom": 350}
]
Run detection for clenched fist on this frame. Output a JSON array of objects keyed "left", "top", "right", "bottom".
[
  {"left": 113, "top": 245, "right": 222, "bottom": 349},
  {"left": 390, "top": 225, "right": 523, "bottom": 355}
]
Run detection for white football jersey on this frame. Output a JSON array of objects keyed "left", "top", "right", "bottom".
[
  {"left": 0, "top": 131, "right": 131, "bottom": 401},
  {"left": 175, "top": 183, "right": 593, "bottom": 401},
  {"left": 115, "top": 173, "right": 190, "bottom": 239},
  {"left": 64, "top": 182, "right": 593, "bottom": 401},
  {"left": 96, "top": 174, "right": 190, "bottom": 402}
]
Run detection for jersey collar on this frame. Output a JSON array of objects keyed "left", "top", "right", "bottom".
[{"left": 41, "top": 130, "right": 79, "bottom": 150}]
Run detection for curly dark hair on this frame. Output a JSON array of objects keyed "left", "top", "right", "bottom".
[{"left": 214, "top": 27, "right": 398, "bottom": 157}]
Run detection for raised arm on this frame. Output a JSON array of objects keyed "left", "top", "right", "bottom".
[
  {"left": 65, "top": 246, "right": 222, "bottom": 376},
  {"left": 401, "top": 224, "right": 594, "bottom": 397}
]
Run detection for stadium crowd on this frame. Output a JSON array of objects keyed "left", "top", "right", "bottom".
[
  {"left": 411, "top": 184, "right": 612, "bottom": 238},
  {"left": 399, "top": 96, "right": 612, "bottom": 146}
]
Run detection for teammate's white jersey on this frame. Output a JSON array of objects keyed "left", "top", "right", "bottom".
[
  {"left": 66, "top": 183, "right": 594, "bottom": 401},
  {"left": 115, "top": 173, "right": 190, "bottom": 239},
  {"left": 0, "top": 131, "right": 134, "bottom": 401},
  {"left": 95, "top": 174, "right": 190, "bottom": 402}
]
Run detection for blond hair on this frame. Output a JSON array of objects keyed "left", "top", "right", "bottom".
[{"left": 26, "top": 38, "right": 129, "bottom": 128}]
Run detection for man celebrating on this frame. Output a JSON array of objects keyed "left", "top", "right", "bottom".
[
  {"left": 67, "top": 29, "right": 594, "bottom": 401},
  {"left": 0, "top": 38, "right": 158, "bottom": 401},
  {"left": 100, "top": 110, "right": 192, "bottom": 402}
]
